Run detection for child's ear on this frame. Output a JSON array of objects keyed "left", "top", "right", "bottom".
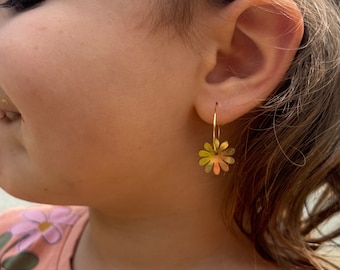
[{"left": 194, "top": 0, "right": 304, "bottom": 124}]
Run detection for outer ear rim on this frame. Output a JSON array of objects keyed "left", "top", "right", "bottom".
[{"left": 194, "top": 0, "right": 304, "bottom": 125}]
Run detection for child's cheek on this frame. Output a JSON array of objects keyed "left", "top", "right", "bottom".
[{"left": 0, "top": 21, "right": 108, "bottom": 175}]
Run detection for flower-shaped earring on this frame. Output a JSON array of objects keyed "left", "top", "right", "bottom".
[{"left": 198, "top": 103, "right": 235, "bottom": 175}]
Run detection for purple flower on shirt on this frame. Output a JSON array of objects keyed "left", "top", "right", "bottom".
[{"left": 10, "top": 207, "right": 78, "bottom": 251}]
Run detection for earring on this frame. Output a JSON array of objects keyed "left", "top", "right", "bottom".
[{"left": 198, "top": 103, "right": 235, "bottom": 175}]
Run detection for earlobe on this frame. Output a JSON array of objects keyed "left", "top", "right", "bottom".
[{"left": 194, "top": 0, "right": 304, "bottom": 125}]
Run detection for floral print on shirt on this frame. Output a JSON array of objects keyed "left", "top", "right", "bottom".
[
  {"left": 0, "top": 206, "right": 81, "bottom": 270},
  {"left": 10, "top": 207, "right": 79, "bottom": 251}
]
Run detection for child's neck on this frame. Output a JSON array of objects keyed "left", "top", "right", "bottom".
[{"left": 72, "top": 197, "right": 276, "bottom": 270}]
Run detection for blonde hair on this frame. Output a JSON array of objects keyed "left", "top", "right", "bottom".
[{"left": 155, "top": 0, "right": 340, "bottom": 269}]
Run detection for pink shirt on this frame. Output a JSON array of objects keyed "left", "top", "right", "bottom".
[{"left": 0, "top": 205, "right": 88, "bottom": 270}]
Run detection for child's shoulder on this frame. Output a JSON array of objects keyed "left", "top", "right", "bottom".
[{"left": 0, "top": 204, "right": 88, "bottom": 270}]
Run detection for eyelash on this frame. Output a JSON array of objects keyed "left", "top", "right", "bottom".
[{"left": 0, "top": 0, "right": 45, "bottom": 11}]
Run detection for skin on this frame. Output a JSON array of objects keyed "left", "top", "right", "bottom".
[
  {"left": 0, "top": 0, "right": 303, "bottom": 269},
  {"left": 0, "top": 0, "right": 209, "bottom": 207}
]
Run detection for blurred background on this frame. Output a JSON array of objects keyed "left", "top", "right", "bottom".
[{"left": 0, "top": 188, "right": 34, "bottom": 212}]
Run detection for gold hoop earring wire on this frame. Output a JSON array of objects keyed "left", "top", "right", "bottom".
[{"left": 198, "top": 103, "right": 235, "bottom": 175}]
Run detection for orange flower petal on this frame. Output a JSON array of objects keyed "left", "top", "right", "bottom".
[{"left": 213, "top": 162, "right": 220, "bottom": 175}]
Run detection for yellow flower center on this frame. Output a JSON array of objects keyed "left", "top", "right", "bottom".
[{"left": 38, "top": 222, "right": 52, "bottom": 232}]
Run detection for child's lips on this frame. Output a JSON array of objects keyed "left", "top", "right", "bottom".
[
  {"left": 0, "top": 109, "right": 21, "bottom": 121},
  {"left": 0, "top": 87, "right": 21, "bottom": 122}
]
